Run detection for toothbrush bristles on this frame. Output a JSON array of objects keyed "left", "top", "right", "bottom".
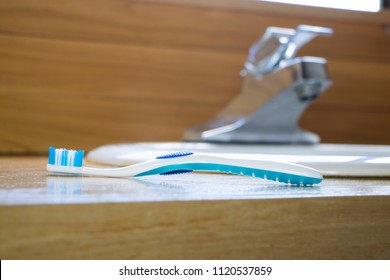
[{"left": 48, "top": 147, "right": 85, "bottom": 167}]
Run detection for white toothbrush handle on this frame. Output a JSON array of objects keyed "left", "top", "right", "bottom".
[{"left": 47, "top": 154, "right": 322, "bottom": 183}]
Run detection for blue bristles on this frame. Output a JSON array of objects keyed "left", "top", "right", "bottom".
[
  {"left": 48, "top": 147, "right": 85, "bottom": 167},
  {"left": 160, "top": 169, "right": 193, "bottom": 176},
  {"left": 156, "top": 152, "right": 193, "bottom": 159},
  {"left": 48, "top": 147, "right": 56, "bottom": 165}
]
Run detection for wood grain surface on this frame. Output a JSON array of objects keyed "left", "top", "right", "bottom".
[
  {"left": 1, "top": 0, "right": 390, "bottom": 154},
  {"left": 1, "top": 157, "right": 390, "bottom": 259},
  {"left": 1, "top": 196, "right": 390, "bottom": 259}
]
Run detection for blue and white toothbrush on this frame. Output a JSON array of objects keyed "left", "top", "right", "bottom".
[{"left": 47, "top": 147, "right": 323, "bottom": 186}]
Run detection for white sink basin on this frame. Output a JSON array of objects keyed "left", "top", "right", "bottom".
[{"left": 87, "top": 142, "right": 390, "bottom": 177}]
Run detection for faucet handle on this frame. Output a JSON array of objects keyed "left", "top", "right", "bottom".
[
  {"left": 245, "top": 26, "right": 295, "bottom": 75},
  {"left": 283, "top": 25, "right": 333, "bottom": 61},
  {"left": 245, "top": 25, "right": 333, "bottom": 76}
]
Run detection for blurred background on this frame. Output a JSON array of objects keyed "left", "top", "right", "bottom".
[{"left": 1, "top": 0, "right": 389, "bottom": 154}]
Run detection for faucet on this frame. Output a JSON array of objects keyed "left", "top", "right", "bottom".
[{"left": 183, "top": 25, "right": 333, "bottom": 144}]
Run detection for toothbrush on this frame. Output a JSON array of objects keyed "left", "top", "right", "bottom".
[{"left": 47, "top": 147, "right": 323, "bottom": 186}]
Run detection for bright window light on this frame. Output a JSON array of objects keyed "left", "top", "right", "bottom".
[{"left": 259, "top": 0, "right": 381, "bottom": 12}]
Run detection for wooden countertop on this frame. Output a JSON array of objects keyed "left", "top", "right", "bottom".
[{"left": 1, "top": 157, "right": 390, "bottom": 259}]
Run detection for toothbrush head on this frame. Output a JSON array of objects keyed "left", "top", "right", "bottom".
[{"left": 48, "top": 147, "right": 85, "bottom": 167}]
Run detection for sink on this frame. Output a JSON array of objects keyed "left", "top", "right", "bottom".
[{"left": 87, "top": 142, "right": 390, "bottom": 177}]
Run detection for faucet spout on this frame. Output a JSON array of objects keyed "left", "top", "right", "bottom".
[{"left": 183, "top": 25, "right": 333, "bottom": 144}]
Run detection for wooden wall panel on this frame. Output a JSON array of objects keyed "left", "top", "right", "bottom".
[
  {"left": 1, "top": 1, "right": 389, "bottom": 62},
  {"left": 0, "top": 0, "right": 389, "bottom": 153}
]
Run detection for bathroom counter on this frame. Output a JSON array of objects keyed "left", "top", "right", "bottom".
[{"left": 1, "top": 157, "right": 390, "bottom": 259}]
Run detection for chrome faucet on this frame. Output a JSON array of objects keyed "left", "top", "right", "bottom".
[{"left": 183, "top": 25, "right": 333, "bottom": 144}]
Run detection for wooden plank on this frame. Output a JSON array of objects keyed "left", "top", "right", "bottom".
[
  {"left": 1, "top": 34, "right": 390, "bottom": 153},
  {"left": 0, "top": 1, "right": 389, "bottom": 62},
  {"left": 1, "top": 1, "right": 389, "bottom": 152},
  {"left": 1, "top": 157, "right": 389, "bottom": 259},
  {"left": 0, "top": 34, "right": 241, "bottom": 104},
  {"left": 1, "top": 197, "right": 390, "bottom": 259},
  {"left": 0, "top": 34, "right": 237, "bottom": 152}
]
